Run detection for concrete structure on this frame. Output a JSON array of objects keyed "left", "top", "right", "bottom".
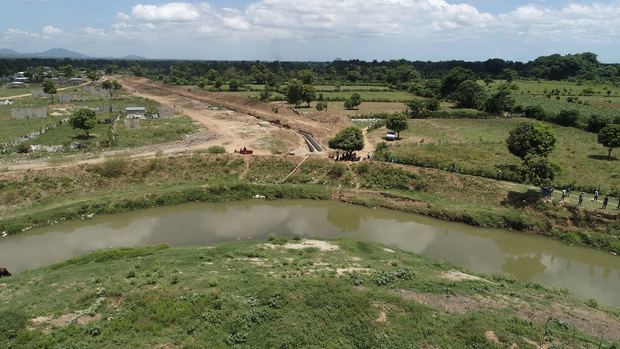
[
  {"left": 126, "top": 107, "right": 146, "bottom": 119},
  {"left": 11, "top": 108, "right": 47, "bottom": 119},
  {"left": 158, "top": 106, "right": 174, "bottom": 119}
]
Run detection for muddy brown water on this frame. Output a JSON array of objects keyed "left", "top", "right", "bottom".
[{"left": 1, "top": 200, "right": 618, "bottom": 306}]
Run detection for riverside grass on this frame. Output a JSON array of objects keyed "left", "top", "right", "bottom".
[
  {"left": 1, "top": 239, "right": 618, "bottom": 348},
  {"left": 0, "top": 154, "right": 618, "bottom": 253}
]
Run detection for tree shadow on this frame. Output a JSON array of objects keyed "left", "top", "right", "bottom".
[
  {"left": 501, "top": 189, "right": 545, "bottom": 208},
  {"left": 588, "top": 154, "right": 617, "bottom": 161},
  {"left": 72, "top": 134, "right": 93, "bottom": 141}
]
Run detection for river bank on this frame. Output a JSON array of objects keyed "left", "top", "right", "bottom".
[
  {"left": 0, "top": 154, "right": 618, "bottom": 253},
  {"left": 1, "top": 239, "right": 618, "bottom": 348}
]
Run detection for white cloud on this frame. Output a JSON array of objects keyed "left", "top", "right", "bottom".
[
  {"left": 42, "top": 25, "right": 63, "bottom": 35},
  {"left": 131, "top": 2, "right": 202, "bottom": 22}
]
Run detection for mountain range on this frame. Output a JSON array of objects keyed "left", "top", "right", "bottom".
[{"left": 0, "top": 48, "right": 147, "bottom": 60}]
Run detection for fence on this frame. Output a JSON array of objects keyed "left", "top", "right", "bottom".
[
  {"left": 124, "top": 119, "right": 141, "bottom": 129},
  {"left": 158, "top": 106, "right": 174, "bottom": 118},
  {"left": 11, "top": 108, "right": 47, "bottom": 119}
]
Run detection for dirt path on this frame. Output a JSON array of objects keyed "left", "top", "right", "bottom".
[
  {"left": 121, "top": 78, "right": 308, "bottom": 156},
  {"left": 0, "top": 83, "right": 91, "bottom": 100}
]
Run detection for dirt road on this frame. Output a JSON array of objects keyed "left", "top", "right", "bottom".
[{"left": 120, "top": 77, "right": 308, "bottom": 156}]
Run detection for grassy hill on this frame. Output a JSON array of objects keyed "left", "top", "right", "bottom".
[{"left": 1, "top": 239, "right": 618, "bottom": 348}]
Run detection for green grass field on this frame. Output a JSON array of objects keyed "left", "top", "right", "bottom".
[
  {"left": 1, "top": 240, "right": 617, "bottom": 348},
  {"left": 114, "top": 116, "right": 199, "bottom": 148},
  {"left": 371, "top": 118, "right": 620, "bottom": 192}
]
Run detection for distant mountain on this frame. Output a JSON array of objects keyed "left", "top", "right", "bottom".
[
  {"left": 0, "top": 48, "right": 20, "bottom": 57},
  {"left": 0, "top": 48, "right": 89, "bottom": 59}
]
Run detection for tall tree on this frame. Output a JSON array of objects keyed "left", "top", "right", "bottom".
[
  {"left": 286, "top": 79, "right": 303, "bottom": 106},
  {"left": 386, "top": 113, "right": 409, "bottom": 139},
  {"left": 328, "top": 127, "right": 364, "bottom": 156},
  {"left": 598, "top": 125, "right": 620, "bottom": 159},
  {"left": 42, "top": 80, "right": 57, "bottom": 103},
  {"left": 450, "top": 80, "right": 486, "bottom": 109},
  {"left": 301, "top": 85, "right": 316, "bottom": 107},
  {"left": 70, "top": 109, "right": 97, "bottom": 138},
  {"left": 440, "top": 67, "right": 476, "bottom": 97},
  {"left": 344, "top": 93, "right": 362, "bottom": 110},
  {"left": 507, "top": 122, "right": 557, "bottom": 159}
]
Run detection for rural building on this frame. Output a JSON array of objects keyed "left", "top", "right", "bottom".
[
  {"left": 125, "top": 107, "right": 146, "bottom": 119},
  {"left": 69, "top": 77, "right": 86, "bottom": 85}
]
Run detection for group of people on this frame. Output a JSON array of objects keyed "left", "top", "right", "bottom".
[
  {"left": 543, "top": 186, "right": 619, "bottom": 210},
  {"left": 329, "top": 152, "right": 370, "bottom": 162}
]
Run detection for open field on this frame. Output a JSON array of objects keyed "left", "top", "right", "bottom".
[
  {"left": 0, "top": 83, "right": 43, "bottom": 98},
  {"left": 0, "top": 154, "right": 617, "bottom": 253},
  {"left": 368, "top": 118, "right": 620, "bottom": 192},
  {"left": 1, "top": 239, "right": 618, "bottom": 348}
]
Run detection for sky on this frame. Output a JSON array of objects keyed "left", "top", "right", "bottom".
[{"left": 0, "top": 0, "right": 619, "bottom": 62}]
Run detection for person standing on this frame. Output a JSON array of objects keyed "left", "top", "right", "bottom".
[
  {"left": 602, "top": 195, "right": 609, "bottom": 209},
  {"left": 593, "top": 190, "right": 599, "bottom": 202},
  {"left": 578, "top": 192, "right": 584, "bottom": 207}
]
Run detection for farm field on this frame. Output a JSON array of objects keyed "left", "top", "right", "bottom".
[
  {"left": 369, "top": 118, "right": 620, "bottom": 192},
  {"left": 0, "top": 83, "right": 42, "bottom": 97}
]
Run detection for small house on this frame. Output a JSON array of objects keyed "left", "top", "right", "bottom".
[{"left": 125, "top": 107, "right": 146, "bottom": 119}]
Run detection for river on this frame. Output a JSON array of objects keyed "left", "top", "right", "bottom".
[{"left": 0, "top": 200, "right": 618, "bottom": 306}]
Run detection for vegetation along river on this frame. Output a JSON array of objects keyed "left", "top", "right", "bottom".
[{"left": 1, "top": 200, "right": 618, "bottom": 306}]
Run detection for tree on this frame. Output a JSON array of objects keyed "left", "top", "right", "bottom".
[
  {"left": 406, "top": 99, "right": 425, "bottom": 116},
  {"left": 298, "top": 69, "right": 314, "bottom": 84},
  {"left": 301, "top": 85, "right": 316, "bottom": 107},
  {"left": 228, "top": 79, "right": 240, "bottom": 91},
  {"left": 586, "top": 114, "right": 610, "bottom": 133},
  {"left": 259, "top": 86, "right": 272, "bottom": 102},
  {"left": 130, "top": 64, "right": 144, "bottom": 77},
  {"left": 70, "top": 109, "right": 97, "bottom": 138},
  {"left": 344, "top": 93, "right": 362, "bottom": 110},
  {"left": 42, "top": 80, "right": 57, "bottom": 103},
  {"left": 502, "top": 68, "right": 519, "bottom": 82},
  {"left": 214, "top": 79, "right": 224, "bottom": 91},
  {"left": 62, "top": 65, "right": 75, "bottom": 78},
  {"left": 507, "top": 122, "right": 557, "bottom": 159},
  {"left": 520, "top": 154, "right": 557, "bottom": 186},
  {"left": 450, "top": 80, "right": 486, "bottom": 109},
  {"left": 286, "top": 79, "right": 303, "bottom": 106},
  {"left": 328, "top": 127, "right": 364, "bottom": 156},
  {"left": 104, "top": 64, "right": 118, "bottom": 75},
  {"left": 484, "top": 89, "right": 515, "bottom": 114},
  {"left": 440, "top": 67, "right": 476, "bottom": 97},
  {"left": 101, "top": 80, "right": 122, "bottom": 99},
  {"left": 87, "top": 70, "right": 101, "bottom": 82},
  {"left": 425, "top": 98, "right": 440, "bottom": 111},
  {"left": 386, "top": 113, "right": 408, "bottom": 139},
  {"left": 598, "top": 124, "right": 620, "bottom": 159}
]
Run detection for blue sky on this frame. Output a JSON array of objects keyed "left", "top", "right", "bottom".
[{"left": 1, "top": 0, "right": 619, "bottom": 62}]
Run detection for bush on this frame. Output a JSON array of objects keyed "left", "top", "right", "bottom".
[
  {"left": 207, "top": 146, "right": 226, "bottom": 154},
  {"left": 95, "top": 157, "right": 127, "bottom": 178},
  {"left": 554, "top": 109, "right": 580, "bottom": 127},
  {"left": 524, "top": 105, "right": 547, "bottom": 120},
  {"left": 586, "top": 114, "right": 610, "bottom": 133}
]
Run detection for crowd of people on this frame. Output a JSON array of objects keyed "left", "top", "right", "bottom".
[
  {"left": 542, "top": 186, "right": 619, "bottom": 210},
  {"left": 329, "top": 151, "right": 371, "bottom": 162}
]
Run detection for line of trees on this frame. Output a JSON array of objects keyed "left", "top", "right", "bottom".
[{"left": 3, "top": 52, "right": 619, "bottom": 88}]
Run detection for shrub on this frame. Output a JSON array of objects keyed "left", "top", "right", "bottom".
[
  {"left": 0, "top": 310, "right": 28, "bottom": 340},
  {"left": 554, "top": 109, "right": 580, "bottom": 127},
  {"left": 524, "top": 105, "right": 547, "bottom": 120},
  {"left": 207, "top": 146, "right": 226, "bottom": 154},
  {"left": 95, "top": 157, "right": 127, "bottom": 177}
]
